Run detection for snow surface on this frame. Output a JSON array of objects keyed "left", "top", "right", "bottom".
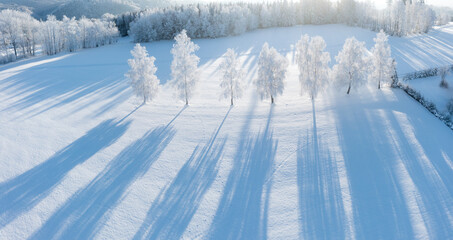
[
  {"left": 405, "top": 74, "right": 453, "bottom": 113},
  {"left": 1, "top": 24, "right": 453, "bottom": 239}
]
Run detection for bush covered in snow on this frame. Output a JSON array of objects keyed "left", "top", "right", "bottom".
[
  {"left": 439, "top": 66, "right": 450, "bottom": 89},
  {"left": 447, "top": 99, "right": 453, "bottom": 116},
  {"left": 402, "top": 65, "right": 453, "bottom": 81},
  {"left": 398, "top": 83, "right": 453, "bottom": 130}
]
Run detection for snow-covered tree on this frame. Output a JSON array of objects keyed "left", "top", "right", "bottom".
[
  {"left": 219, "top": 48, "right": 244, "bottom": 106},
  {"left": 370, "top": 30, "right": 395, "bottom": 89},
  {"left": 125, "top": 44, "right": 160, "bottom": 104},
  {"left": 439, "top": 66, "right": 449, "bottom": 89},
  {"left": 296, "top": 35, "right": 331, "bottom": 100},
  {"left": 333, "top": 37, "right": 369, "bottom": 94},
  {"left": 256, "top": 42, "right": 288, "bottom": 104},
  {"left": 42, "top": 15, "right": 64, "bottom": 56},
  {"left": 295, "top": 35, "right": 310, "bottom": 95},
  {"left": 170, "top": 29, "right": 200, "bottom": 105},
  {"left": 125, "top": 1, "right": 437, "bottom": 43},
  {"left": 390, "top": 58, "right": 399, "bottom": 88},
  {"left": 0, "top": 9, "right": 39, "bottom": 60}
]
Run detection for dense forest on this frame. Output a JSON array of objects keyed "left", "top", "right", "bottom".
[{"left": 115, "top": 0, "right": 445, "bottom": 42}]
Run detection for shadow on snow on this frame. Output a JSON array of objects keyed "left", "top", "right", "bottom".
[
  {"left": 208, "top": 105, "right": 277, "bottom": 240},
  {"left": 0, "top": 118, "right": 130, "bottom": 227},
  {"left": 133, "top": 107, "right": 232, "bottom": 240},
  {"left": 27, "top": 106, "right": 186, "bottom": 239},
  {"left": 331, "top": 88, "right": 453, "bottom": 239},
  {"left": 297, "top": 99, "right": 349, "bottom": 239}
]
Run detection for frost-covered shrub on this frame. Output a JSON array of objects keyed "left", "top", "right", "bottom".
[
  {"left": 398, "top": 83, "right": 453, "bottom": 131},
  {"left": 447, "top": 99, "right": 453, "bottom": 116},
  {"left": 439, "top": 66, "right": 449, "bottom": 88},
  {"left": 425, "top": 101, "right": 437, "bottom": 113},
  {"left": 402, "top": 65, "right": 453, "bottom": 81}
]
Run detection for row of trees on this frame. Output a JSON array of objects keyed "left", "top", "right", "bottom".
[
  {"left": 0, "top": 9, "right": 39, "bottom": 63},
  {"left": 123, "top": 0, "right": 439, "bottom": 43},
  {"left": 126, "top": 30, "right": 396, "bottom": 106},
  {"left": 0, "top": 9, "right": 119, "bottom": 64}
]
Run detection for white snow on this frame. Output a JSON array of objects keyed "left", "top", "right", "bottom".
[
  {"left": 405, "top": 74, "right": 453, "bottom": 113},
  {"left": 1, "top": 24, "right": 453, "bottom": 239}
]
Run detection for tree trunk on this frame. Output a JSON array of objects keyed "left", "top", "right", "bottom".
[
  {"left": 13, "top": 43, "right": 17, "bottom": 57},
  {"left": 378, "top": 71, "right": 381, "bottom": 89},
  {"left": 347, "top": 82, "right": 351, "bottom": 94},
  {"left": 184, "top": 76, "right": 189, "bottom": 105},
  {"left": 271, "top": 95, "right": 274, "bottom": 104},
  {"left": 230, "top": 84, "right": 234, "bottom": 106}
]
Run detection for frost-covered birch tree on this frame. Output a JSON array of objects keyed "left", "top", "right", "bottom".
[
  {"left": 256, "top": 43, "right": 288, "bottom": 104},
  {"left": 219, "top": 48, "right": 244, "bottom": 106},
  {"left": 296, "top": 35, "right": 330, "bottom": 100},
  {"left": 370, "top": 30, "right": 394, "bottom": 89},
  {"left": 295, "top": 34, "right": 310, "bottom": 95},
  {"left": 125, "top": 44, "right": 160, "bottom": 104},
  {"left": 333, "top": 37, "right": 369, "bottom": 94},
  {"left": 170, "top": 29, "right": 200, "bottom": 105}
]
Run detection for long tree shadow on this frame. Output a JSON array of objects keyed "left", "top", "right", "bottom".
[
  {"left": 133, "top": 107, "right": 232, "bottom": 240},
  {"left": 333, "top": 97, "right": 415, "bottom": 239},
  {"left": 297, "top": 99, "right": 348, "bottom": 239},
  {"left": 391, "top": 27, "right": 453, "bottom": 73},
  {"left": 331, "top": 88, "right": 453, "bottom": 239},
  {"left": 0, "top": 45, "right": 131, "bottom": 118},
  {"left": 376, "top": 93, "right": 453, "bottom": 238},
  {"left": 28, "top": 106, "right": 186, "bottom": 239},
  {"left": 0, "top": 119, "right": 130, "bottom": 227},
  {"left": 208, "top": 106, "right": 277, "bottom": 240},
  {"left": 29, "top": 125, "right": 176, "bottom": 240}
]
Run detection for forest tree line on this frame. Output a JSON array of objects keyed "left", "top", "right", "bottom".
[
  {"left": 0, "top": 10, "right": 119, "bottom": 64},
  {"left": 116, "top": 0, "right": 446, "bottom": 43}
]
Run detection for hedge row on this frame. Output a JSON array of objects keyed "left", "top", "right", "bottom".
[
  {"left": 397, "top": 83, "right": 453, "bottom": 131},
  {"left": 402, "top": 65, "right": 453, "bottom": 81}
]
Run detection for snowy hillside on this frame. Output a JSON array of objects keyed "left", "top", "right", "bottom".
[
  {"left": 0, "top": 24, "right": 453, "bottom": 239},
  {"left": 0, "top": 0, "right": 167, "bottom": 19}
]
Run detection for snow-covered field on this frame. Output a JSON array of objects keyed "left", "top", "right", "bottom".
[
  {"left": 1, "top": 24, "right": 453, "bottom": 239},
  {"left": 405, "top": 74, "right": 453, "bottom": 113}
]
